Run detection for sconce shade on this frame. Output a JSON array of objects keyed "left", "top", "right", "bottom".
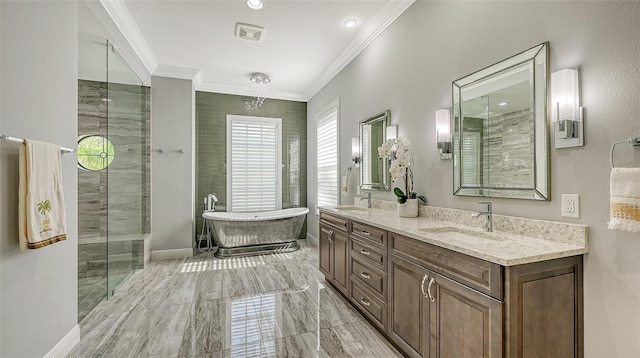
[
  {"left": 551, "top": 68, "right": 579, "bottom": 122},
  {"left": 386, "top": 126, "right": 397, "bottom": 140},
  {"left": 351, "top": 137, "right": 360, "bottom": 159},
  {"left": 435, "top": 109, "right": 451, "bottom": 143}
]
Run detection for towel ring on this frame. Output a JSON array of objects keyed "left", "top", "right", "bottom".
[{"left": 610, "top": 137, "right": 640, "bottom": 168}]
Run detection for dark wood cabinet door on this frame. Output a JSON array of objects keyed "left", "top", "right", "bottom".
[
  {"left": 429, "top": 272, "right": 502, "bottom": 358},
  {"left": 332, "top": 230, "right": 349, "bottom": 296},
  {"left": 388, "top": 255, "right": 430, "bottom": 358},
  {"left": 319, "top": 224, "right": 333, "bottom": 278}
]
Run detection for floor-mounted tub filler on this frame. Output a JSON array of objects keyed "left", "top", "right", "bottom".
[{"left": 202, "top": 207, "right": 309, "bottom": 258}]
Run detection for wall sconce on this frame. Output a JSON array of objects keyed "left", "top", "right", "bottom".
[
  {"left": 435, "top": 109, "right": 452, "bottom": 159},
  {"left": 386, "top": 125, "right": 397, "bottom": 140},
  {"left": 551, "top": 68, "right": 584, "bottom": 148},
  {"left": 351, "top": 137, "right": 360, "bottom": 167}
]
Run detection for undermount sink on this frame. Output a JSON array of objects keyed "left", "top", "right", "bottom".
[
  {"left": 335, "top": 206, "right": 368, "bottom": 211},
  {"left": 419, "top": 227, "right": 507, "bottom": 244}
]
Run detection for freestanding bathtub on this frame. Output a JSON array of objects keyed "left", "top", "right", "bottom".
[{"left": 202, "top": 207, "right": 309, "bottom": 258}]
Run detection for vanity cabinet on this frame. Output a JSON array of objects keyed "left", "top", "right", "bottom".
[
  {"left": 319, "top": 212, "right": 349, "bottom": 296},
  {"left": 388, "top": 254, "right": 502, "bottom": 358},
  {"left": 317, "top": 210, "right": 583, "bottom": 358},
  {"left": 348, "top": 220, "right": 389, "bottom": 330}
]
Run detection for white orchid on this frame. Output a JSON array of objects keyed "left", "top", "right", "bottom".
[
  {"left": 378, "top": 136, "right": 414, "bottom": 195},
  {"left": 378, "top": 136, "right": 427, "bottom": 205}
]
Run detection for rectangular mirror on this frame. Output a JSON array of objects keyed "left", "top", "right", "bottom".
[
  {"left": 360, "top": 110, "right": 390, "bottom": 191},
  {"left": 453, "top": 42, "right": 549, "bottom": 200}
]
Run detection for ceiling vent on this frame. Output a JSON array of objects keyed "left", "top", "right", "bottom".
[{"left": 235, "top": 23, "right": 265, "bottom": 43}]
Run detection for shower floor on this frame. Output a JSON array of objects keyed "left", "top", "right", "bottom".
[{"left": 78, "top": 234, "right": 148, "bottom": 322}]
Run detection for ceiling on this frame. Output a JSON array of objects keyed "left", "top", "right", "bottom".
[{"left": 98, "top": 0, "right": 414, "bottom": 101}]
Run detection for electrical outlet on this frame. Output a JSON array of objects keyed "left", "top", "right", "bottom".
[{"left": 561, "top": 194, "right": 580, "bottom": 218}]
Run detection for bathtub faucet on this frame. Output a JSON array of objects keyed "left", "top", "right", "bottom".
[{"left": 205, "top": 193, "right": 219, "bottom": 212}]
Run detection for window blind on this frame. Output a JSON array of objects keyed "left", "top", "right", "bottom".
[
  {"left": 227, "top": 115, "right": 282, "bottom": 212},
  {"left": 316, "top": 100, "right": 339, "bottom": 209}
]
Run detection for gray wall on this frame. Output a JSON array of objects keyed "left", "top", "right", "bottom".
[
  {"left": 151, "top": 76, "right": 195, "bottom": 255},
  {"left": 0, "top": 1, "right": 79, "bottom": 356},
  {"left": 195, "top": 92, "right": 308, "bottom": 236},
  {"left": 307, "top": 2, "right": 640, "bottom": 356}
]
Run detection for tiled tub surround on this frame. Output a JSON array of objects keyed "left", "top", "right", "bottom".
[
  {"left": 68, "top": 244, "right": 402, "bottom": 357},
  {"left": 334, "top": 200, "right": 588, "bottom": 266},
  {"left": 195, "top": 92, "right": 307, "bottom": 238}
]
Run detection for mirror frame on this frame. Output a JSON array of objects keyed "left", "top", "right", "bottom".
[
  {"left": 360, "top": 110, "right": 390, "bottom": 191},
  {"left": 452, "top": 42, "right": 550, "bottom": 200}
]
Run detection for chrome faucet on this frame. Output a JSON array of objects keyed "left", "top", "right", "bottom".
[
  {"left": 471, "top": 202, "right": 493, "bottom": 232},
  {"left": 360, "top": 192, "right": 372, "bottom": 209},
  {"left": 205, "top": 193, "right": 219, "bottom": 212}
]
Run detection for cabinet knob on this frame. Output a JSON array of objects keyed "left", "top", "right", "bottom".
[
  {"left": 359, "top": 249, "right": 371, "bottom": 256},
  {"left": 361, "top": 230, "right": 371, "bottom": 236},
  {"left": 360, "top": 272, "right": 371, "bottom": 280},
  {"left": 360, "top": 297, "right": 371, "bottom": 307}
]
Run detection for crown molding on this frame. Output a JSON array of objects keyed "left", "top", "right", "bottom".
[
  {"left": 301, "top": 0, "right": 415, "bottom": 101},
  {"left": 196, "top": 82, "right": 306, "bottom": 102},
  {"left": 153, "top": 65, "right": 201, "bottom": 80},
  {"left": 83, "top": 0, "right": 151, "bottom": 85},
  {"left": 98, "top": 0, "right": 158, "bottom": 75},
  {"left": 96, "top": 0, "right": 413, "bottom": 102}
]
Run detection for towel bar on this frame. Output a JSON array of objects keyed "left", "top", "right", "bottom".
[
  {"left": 610, "top": 136, "right": 640, "bottom": 168},
  {"left": 1, "top": 134, "right": 75, "bottom": 154}
]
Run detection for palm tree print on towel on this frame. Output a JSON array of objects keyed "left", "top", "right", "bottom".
[{"left": 37, "top": 199, "right": 52, "bottom": 233}]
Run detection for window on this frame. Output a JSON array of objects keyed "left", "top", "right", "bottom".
[
  {"left": 77, "top": 135, "right": 115, "bottom": 171},
  {"left": 316, "top": 99, "right": 339, "bottom": 212},
  {"left": 226, "top": 115, "right": 282, "bottom": 212}
]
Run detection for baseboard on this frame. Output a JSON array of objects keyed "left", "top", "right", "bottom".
[
  {"left": 306, "top": 233, "right": 318, "bottom": 248},
  {"left": 151, "top": 248, "right": 193, "bottom": 261},
  {"left": 44, "top": 324, "right": 80, "bottom": 358}
]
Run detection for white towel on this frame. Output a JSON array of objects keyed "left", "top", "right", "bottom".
[
  {"left": 341, "top": 175, "right": 349, "bottom": 196},
  {"left": 19, "top": 139, "right": 67, "bottom": 249},
  {"left": 608, "top": 167, "right": 640, "bottom": 233}
]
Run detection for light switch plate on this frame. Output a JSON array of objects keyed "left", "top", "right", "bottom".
[{"left": 561, "top": 194, "right": 580, "bottom": 218}]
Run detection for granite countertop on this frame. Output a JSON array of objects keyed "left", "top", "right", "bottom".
[{"left": 320, "top": 205, "right": 588, "bottom": 266}]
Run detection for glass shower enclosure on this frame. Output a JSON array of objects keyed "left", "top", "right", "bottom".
[
  {"left": 77, "top": 38, "right": 149, "bottom": 321},
  {"left": 105, "top": 41, "right": 147, "bottom": 297}
]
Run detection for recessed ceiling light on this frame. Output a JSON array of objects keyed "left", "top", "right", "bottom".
[
  {"left": 246, "top": 0, "right": 263, "bottom": 10},
  {"left": 344, "top": 19, "right": 357, "bottom": 28},
  {"left": 498, "top": 102, "right": 509, "bottom": 106}
]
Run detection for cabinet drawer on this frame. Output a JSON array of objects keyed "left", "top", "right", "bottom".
[
  {"left": 320, "top": 211, "right": 349, "bottom": 233},
  {"left": 351, "top": 238, "right": 387, "bottom": 272},
  {"left": 351, "top": 221, "right": 387, "bottom": 248},
  {"left": 390, "top": 232, "right": 503, "bottom": 300},
  {"left": 351, "top": 256, "right": 387, "bottom": 301},
  {"left": 350, "top": 279, "right": 386, "bottom": 330}
]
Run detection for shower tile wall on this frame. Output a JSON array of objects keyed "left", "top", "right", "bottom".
[
  {"left": 195, "top": 92, "right": 307, "bottom": 237},
  {"left": 77, "top": 79, "right": 150, "bottom": 320},
  {"left": 484, "top": 109, "right": 533, "bottom": 188}
]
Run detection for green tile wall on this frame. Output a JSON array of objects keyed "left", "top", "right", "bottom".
[{"left": 195, "top": 92, "right": 308, "bottom": 238}]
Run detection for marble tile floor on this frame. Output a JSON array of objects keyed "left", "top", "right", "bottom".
[{"left": 69, "top": 244, "right": 402, "bottom": 358}]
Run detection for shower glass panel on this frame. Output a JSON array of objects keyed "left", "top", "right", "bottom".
[{"left": 106, "top": 41, "right": 145, "bottom": 297}]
